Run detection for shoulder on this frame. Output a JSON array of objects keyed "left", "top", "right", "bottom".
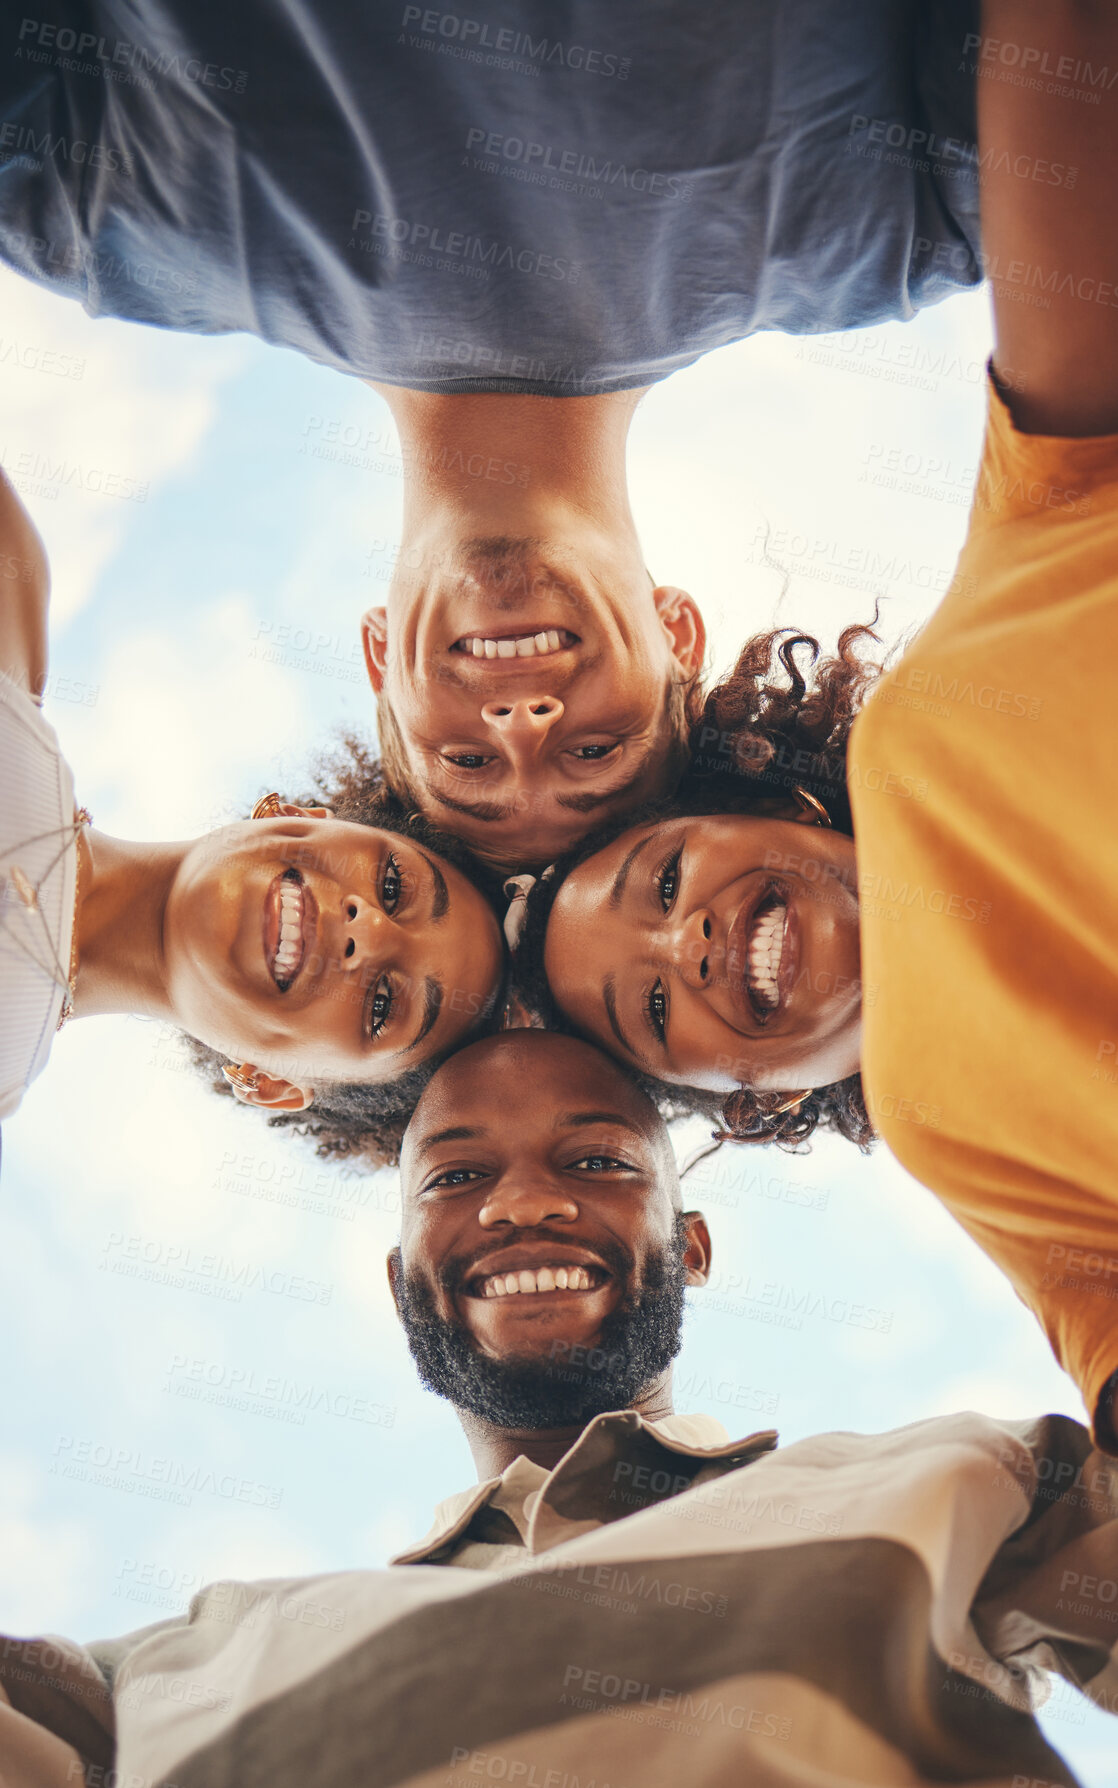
[{"left": 0, "top": 471, "right": 50, "bottom": 701}]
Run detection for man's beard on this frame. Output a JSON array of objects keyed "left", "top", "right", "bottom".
[{"left": 395, "top": 1216, "right": 689, "bottom": 1430}]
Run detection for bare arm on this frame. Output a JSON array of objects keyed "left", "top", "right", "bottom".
[
  {"left": 0, "top": 1693, "right": 87, "bottom": 1788},
  {"left": 980, "top": 0, "right": 1118, "bottom": 433},
  {"left": 0, "top": 469, "right": 49, "bottom": 699}
]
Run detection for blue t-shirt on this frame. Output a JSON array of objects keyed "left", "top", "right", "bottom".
[{"left": 0, "top": 0, "right": 982, "bottom": 392}]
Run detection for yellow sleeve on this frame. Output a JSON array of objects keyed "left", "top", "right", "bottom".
[{"left": 850, "top": 376, "right": 1118, "bottom": 1448}]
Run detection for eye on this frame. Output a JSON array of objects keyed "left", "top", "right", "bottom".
[
  {"left": 381, "top": 851, "right": 402, "bottom": 914},
  {"left": 646, "top": 979, "right": 667, "bottom": 1044},
  {"left": 366, "top": 974, "right": 393, "bottom": 1040},
  {"left": 568, "top": 743, "right": 619, "bottom": 762},
  {"left": 426, "top": 1168, "right": 486, "bottom": 1189},
  {"left": 569, "top": 1154, "right": 633, "bottom": 1173},
  {"left": 443, "top": 752, "right": 493, "bottom": 770},
  {"left": 656, "top": 847, "right": 682, "bottom": 911}
]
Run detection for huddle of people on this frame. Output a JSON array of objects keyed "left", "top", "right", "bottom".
[{"left": 3, "top": 1, "right": 1118, "bottom": 1783}]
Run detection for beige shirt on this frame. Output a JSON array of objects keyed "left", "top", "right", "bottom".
[
  {"left": 396, "top": 1414, "right": 763, "bottom": 1573},
  {"left": 5, "top": 1410, "right": 1118, "bottom": 1788}
]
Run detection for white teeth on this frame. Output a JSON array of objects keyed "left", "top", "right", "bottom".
[
  {"left": 478, "top": 1263, "right": 599, "bottom": 1299},
  {"left": 746, "top": 905, "right": 784, "bottom": 1008},
  {"left": 273, "top": 882, "right": 304, "bottom": 984},
  {"left": 457, "top": 631, "right": 572, "bottom": 660}
]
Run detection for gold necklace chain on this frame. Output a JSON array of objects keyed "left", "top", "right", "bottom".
[{"left": 56, "top": 806, "right": 92, "bottom": 1029}]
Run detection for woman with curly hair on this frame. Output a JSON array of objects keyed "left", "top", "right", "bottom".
[
  {"left": 0, "top": 478, "right": 506, "bottom": 1144},
  {"left": 189, "top": 741, "right": 510, "bottom": 1166},
  {"left": 514, "top": 623, "right": 881, "bottom": 1155}
]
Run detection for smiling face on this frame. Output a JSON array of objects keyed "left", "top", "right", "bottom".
[
  {"left": 365, "top": 539, "right": 705, "bottom": 868},
  {"left": 163, "top": 816, "right": 504, "bottom": 1091},
  {"left": 543, "top": 815, "right": 863, "bottom": 1095},
  {"left": 395, "top": 1033, "right": 709, "bottom": 1392}
]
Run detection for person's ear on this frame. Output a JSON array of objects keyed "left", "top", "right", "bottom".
[
  {"left": 652, "top": 586, "right": 706, "bottom": 680},
  {"left": 221, "top": 1065, "right": 315, "bottom": 1112},
  {"left": 681, "top": 1211, "right": 711, "bottom": 1288},
  {"left": 386, "top": 1246, "right": 404, "bottom": 1318},
  {"left": 361, "top": 607, "right": 390, "bottom": 695}
]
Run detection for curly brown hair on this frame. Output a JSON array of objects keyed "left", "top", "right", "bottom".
[
  {"left": 516, "top": 623, "right": 887, "bottom": 1156},
  {"left": 189, "top": 733, "right": 508, "bottom": 1166}
]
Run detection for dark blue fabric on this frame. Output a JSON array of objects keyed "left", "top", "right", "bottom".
[{"left": 0, "top": 1, "right": 982, "bottom": 391}]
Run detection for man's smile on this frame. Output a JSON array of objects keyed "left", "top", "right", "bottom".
[{"left": 451, "top": 627, "right": 578, "bottom": 660}]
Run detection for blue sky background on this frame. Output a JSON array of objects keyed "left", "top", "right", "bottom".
[{"left": 0, "top": 263, "right": 1113, "bottom": 1781}]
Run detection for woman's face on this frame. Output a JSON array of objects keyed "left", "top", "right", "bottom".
[
  {"left": 164, "top": 816, "right": 504, "bottom": 1091},
  {"left": 543, "top": 815, "right": 862, "bottom": 1094}
]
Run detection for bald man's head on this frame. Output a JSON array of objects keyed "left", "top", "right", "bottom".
[{"left": 389, "top": 1032, "right": 710, "bottom": 1430}]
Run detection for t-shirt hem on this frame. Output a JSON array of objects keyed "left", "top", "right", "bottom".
[{"left": 367, "top": 370, "right": 671, "bottom": 397}]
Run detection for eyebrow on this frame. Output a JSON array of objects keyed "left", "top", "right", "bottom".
[
  {"left": 415, "top": 1123, "right": 482, "bottom": 1155},
  {"left": 425, "top": 786, "right": 513, "bottom": 823},
  {"left": 554, "top": 1110, "right": 647, "bottom": 1137},
  {"left": 554, "top": 750, "right": 656, "bottom": 814},
  {"left": 418, "top": 850, "right": 449, "bottom": 920},
  {"left": 422, "top": 748, "right": 658, "bottom": 826},
  {"left": 405, "top": 976, "right": 444, "bottom": 1054},
  {"left": 610, "top": 831, "right": 659, "bottom": 909},
  {"left": 602, "top": 974, "right": 636, "bottom": 1060}
]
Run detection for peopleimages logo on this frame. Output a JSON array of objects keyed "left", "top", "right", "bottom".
[
  {"left": 398, "top": 7, "right": 630, "bottom": 79},
  {"left": 16, "top": 17, "right": 249, "bottom": 92},
  {"left": 349, "top": 209, "right": 580, "bottom": 283},
  {"left": 464, "top": 127, "right": 689, "bottom": 200}
]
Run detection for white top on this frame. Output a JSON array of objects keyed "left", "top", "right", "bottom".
[{"left": 0, "top": 668, "right": 79, "bottom": 1119}]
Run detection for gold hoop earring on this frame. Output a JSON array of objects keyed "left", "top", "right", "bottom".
[
  {"left": 221, "top": 1063, "right": 260, "bottom": 1093},
  {"left": 251, "top": 792, "right": 284, "bottom": 820},
  {"left": 769, "top": 1090, "right": 813, "bottom": 1118},
  {"left": 792, "top": 787, "right": 831, "bottom": 828}
]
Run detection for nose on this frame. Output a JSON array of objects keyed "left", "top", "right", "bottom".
[
  {"left": 479, "top": 695, "right": 565, "bottom": 757},
  {"left": 337, "top": 893, "right": 390, "bottom": 971},
  {"left": 477, "top": 1173, "right": 579, "bottom": 1231},
  {"left": 663, "top": 906, "right": 714, "bottom": 990}
]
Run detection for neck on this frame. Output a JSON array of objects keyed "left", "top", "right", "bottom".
[
  {"left": 368, "top": 383, "right": 647, "bottom": 564},
  {"left": 457, "top": 1372, "right": 675, "bottom": 1480},
  {"left": 71, "top": 829, "right": 184, "bottom": 1021}
]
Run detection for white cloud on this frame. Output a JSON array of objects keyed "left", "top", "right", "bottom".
[{"left": 0, "top": 266, "right": 247, "bottom": 627}]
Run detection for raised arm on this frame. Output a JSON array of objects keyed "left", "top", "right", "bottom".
[
  {"left": 0, "top": 468, "right": 49, "bottom": 699},
  {"left": 980, "top": 0, "right": 1118, "bottom": 433}
]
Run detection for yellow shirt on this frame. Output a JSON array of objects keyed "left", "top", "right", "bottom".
[{"left": 850, "top": 376, "right": 1118, "bottom": 1446}]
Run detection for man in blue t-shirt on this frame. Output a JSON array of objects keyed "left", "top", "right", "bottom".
[{"left": 1, "top": 0, "right": 981, "bottom": 867}]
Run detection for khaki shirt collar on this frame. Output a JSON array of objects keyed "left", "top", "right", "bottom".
[{"left": 391, "top": 1411, "right": 778, "bottom": 1565}]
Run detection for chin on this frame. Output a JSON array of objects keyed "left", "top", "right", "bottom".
[{"left": 472, "top": 1319, "right": 602, "bottom": 1364}]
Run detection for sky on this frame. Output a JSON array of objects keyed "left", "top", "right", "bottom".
[{"left": 0, "top": 261, "right": 1113, "bottom": 1781}]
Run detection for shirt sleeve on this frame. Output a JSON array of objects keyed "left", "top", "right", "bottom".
[{"left": 850, "top": 374, "right": 1118, "bottom": 1450}]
